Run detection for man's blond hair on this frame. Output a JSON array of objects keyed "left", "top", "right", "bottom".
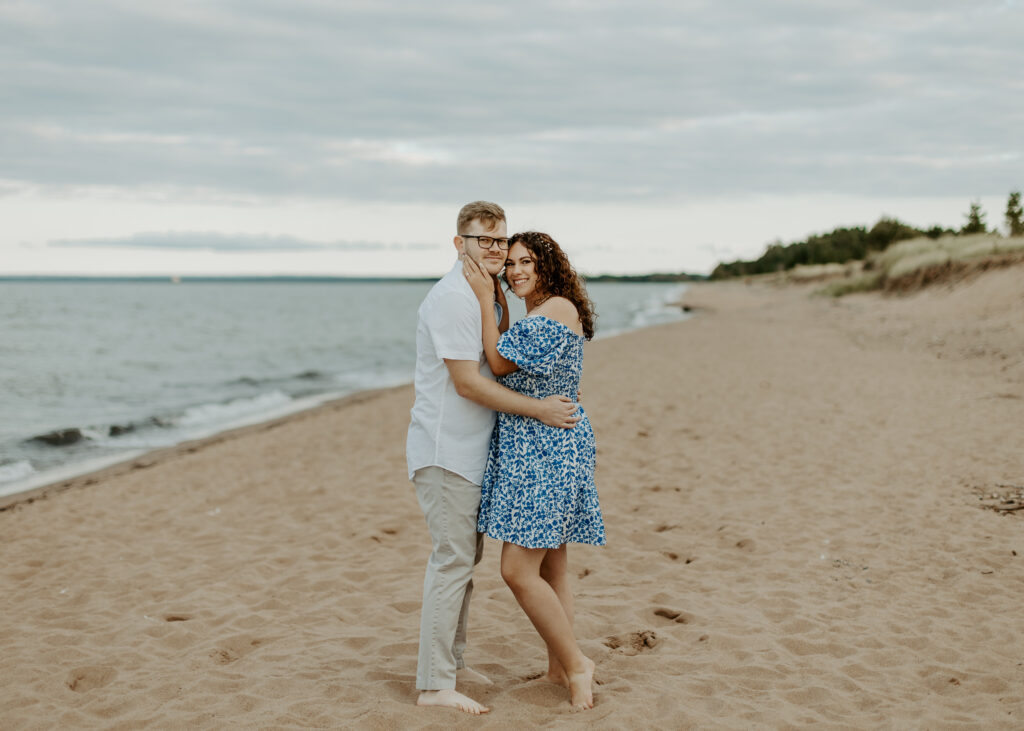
[{"left": 457, "top": 201, "right": 506, "bottom": 234}]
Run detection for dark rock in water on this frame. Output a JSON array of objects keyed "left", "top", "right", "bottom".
[
  {"left": 297, "top": 370, "right": 323, "bottom": 379},
  {"left": 108, "top": 424, "right": 135, "bottom": 437},
  {"left": 31, "top": 428, "right": 84, "bottom": 446}
]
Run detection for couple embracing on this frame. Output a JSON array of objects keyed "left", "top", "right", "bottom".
[{"left": 406, "top": 201, "right": 606, "bottom": 714}]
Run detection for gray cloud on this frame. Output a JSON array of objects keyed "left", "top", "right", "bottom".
[
  {"left": 1, "top": 0, "right": 1021, "bottom": 203},
  {"left": 49, "top": 231, "right": 437, "bottom": 252}
]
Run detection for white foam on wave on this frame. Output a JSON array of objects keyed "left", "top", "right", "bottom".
[
  {"left": 0, "top": 460, "right": 36, "bottom": 484},
  {"left": 594, "top": 284, "right": 691, "bottom": 340},
  {"left": 0, "top": 450, "right": 146, "bottom": 499},
  {"left": 629, "top": 285, "right": 689, "bottom": 328},
  {"left": 174, "top": 391, "right": 293, "bottom": 428}
]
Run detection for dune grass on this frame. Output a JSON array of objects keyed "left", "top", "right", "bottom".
[
  {"left": 816, "top": 234, "right": 1024, "bottom": 297},
  {"left": 817, "top": 272, "right": 884, "bottom": 297}
]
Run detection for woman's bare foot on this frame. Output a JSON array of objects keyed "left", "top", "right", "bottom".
[
  {"left": 566, "top": 656, "right": 595, "bottom": 710},
  {"left": 539, "top": 670, "right": 568, "bottom": 687},
  {"left": 540, "top": 654, "right": 568, "bottom": 686},
  {"left": 416, "top": 689, "right": 489, "bottom": 715}
]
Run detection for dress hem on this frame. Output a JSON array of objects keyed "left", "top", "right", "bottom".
[{"left": 478, "top": 529, "right": 606, "bottom": 550}]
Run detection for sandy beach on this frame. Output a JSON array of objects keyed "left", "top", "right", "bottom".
[{"left": 3, "top": 267, "right": 1023, "bottom": 729}]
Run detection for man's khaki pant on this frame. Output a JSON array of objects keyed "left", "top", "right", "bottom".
[{"left": 413, "top": 466, "right": 485, "bottom": 691}]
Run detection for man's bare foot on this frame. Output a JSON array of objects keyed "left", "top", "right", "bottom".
[
  {"left": 566, "top": 656, "right": 596, "bottom": 711},
  {"left": 457, "top": 666, "right": 494, "bottom": 685},
  {"left": 417, "top": 689, "right": 489, "bottom": 715}
]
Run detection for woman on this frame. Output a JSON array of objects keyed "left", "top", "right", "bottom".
[{"left": 463, "top": 230, "right": 605, "bottom": 711}]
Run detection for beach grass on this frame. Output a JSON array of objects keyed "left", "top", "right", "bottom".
[{"left": 815, "top": 234, "right": 1024, "bottom": 296}]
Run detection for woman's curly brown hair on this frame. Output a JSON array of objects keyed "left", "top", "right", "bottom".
[{"left": 502, "top": 231, "right": 597, "bottom": 340}]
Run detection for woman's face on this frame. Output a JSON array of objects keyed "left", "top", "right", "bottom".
[{"left": 504, "top": 242, "right": 540, "bottom": 299}]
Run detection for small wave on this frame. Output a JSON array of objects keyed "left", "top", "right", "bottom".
[
  {"left": 296, "top": 369, "right": 326, "bottom": 380},
  {"left": 226, "top": 369, "right": 327, "bottom": 388},
  {"left": 0, "top": 460, "right": 36, "bottom": 483},
  {"left": 628, "top": 285, "right": 691, "bottom": 329},
  {"left": 331, "top": 367, "right": 411, "bottom": 391},
  {"left": 173, "top": 391, "right": 293, "bottom": 428},
  {"left": 28, "top": 428, "right": 86, "bottom": 447},
  {"left": 80, "top": 426, "right": 108, "bottom": 441}
]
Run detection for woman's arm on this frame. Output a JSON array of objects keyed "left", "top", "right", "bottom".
[
  {"left": 463, "top": 257, "right": 519, "bottom": 376},
  {"left": 495, "top": 276, "right": 510, "bottom": 334}
]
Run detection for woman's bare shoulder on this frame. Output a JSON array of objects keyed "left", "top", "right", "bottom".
[{"left": 535, "top": 297, "right": 582, "bottom": 334}]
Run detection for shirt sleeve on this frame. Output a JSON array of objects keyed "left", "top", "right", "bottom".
[
  {"left": 496, "top": 318, "right": 568, "bottom": 377},
  {"left": 424, "top": 291, "right": 482, "bottom": 361}
]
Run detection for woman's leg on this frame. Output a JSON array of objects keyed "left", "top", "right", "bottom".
[
  {"left": 539, "top": 545, "right": 573, "bottom": 685},
  {"left": 500, "top": 542, "right": 594, "bottom": 709}
]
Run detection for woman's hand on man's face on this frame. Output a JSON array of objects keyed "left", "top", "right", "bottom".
[{"left": 462, "top": 255, "right": 496, "bottom": 303}]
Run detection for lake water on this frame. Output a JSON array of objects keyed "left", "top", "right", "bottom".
[{"left": 0, "top": 279, "right": 690, "bottom": 497}]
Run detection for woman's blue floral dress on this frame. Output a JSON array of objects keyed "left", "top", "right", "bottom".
[{"left": 477, "top": 315, "right": 606, "bottom": 549}]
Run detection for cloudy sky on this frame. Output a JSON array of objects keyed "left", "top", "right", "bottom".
[{"left": 2, "top": 0, "right": 1021, "bottom": 277}]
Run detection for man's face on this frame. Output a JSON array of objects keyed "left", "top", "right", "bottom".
[{"left": 457, "top": 218, "right": 509, "bottom": 276}]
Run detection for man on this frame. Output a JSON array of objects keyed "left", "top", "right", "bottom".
[{"left": 407, "top": 201, "right": 579, "bottom": 715}]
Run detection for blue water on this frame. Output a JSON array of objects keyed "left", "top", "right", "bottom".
[{"left": 0, "top": 279, "right": 690, "bottom": 496}]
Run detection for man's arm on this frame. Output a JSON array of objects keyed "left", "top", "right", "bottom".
[{"left": 445, "top": 359, "right": 578, "bottom": 429}]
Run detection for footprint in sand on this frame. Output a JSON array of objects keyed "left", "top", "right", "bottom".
[
  {"left": 66, "top": 666, "right": 117, "bottom": 692},
  {"left": 653, "top": 608, "right": 694, "bottom": 625},
  {"left": 163, "top": 613, "right": 192, "bottom": 622},
  {"left": 662, "top": 552, "right": 696, "bottom": 563},
  {"left": 603, "top": 630, "right": 658, "bottom": 655},
  {"left": 509, "top": 682, "right": 564, "bottom": 708},
  {"left": 208, "top": 635, "right": 266, "bottom": 665}
]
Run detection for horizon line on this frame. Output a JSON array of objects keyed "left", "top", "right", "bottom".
[{"left": 0, "top": 272, "right": 708, "bottom": 283}]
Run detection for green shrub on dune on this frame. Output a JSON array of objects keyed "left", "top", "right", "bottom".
[{"left": 818, "top": 233, "right": 1024, "bottom": 296}]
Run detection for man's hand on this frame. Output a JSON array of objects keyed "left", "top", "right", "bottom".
[
  {"left": 462, "top": 256, "right": 496, "bottom": 304},
  {"left": 535, "top": 395, "right": 580, "bottom": 429}
]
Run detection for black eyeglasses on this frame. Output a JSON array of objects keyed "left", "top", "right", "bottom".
[{"left": 461, "top": 234, "right": 510, "bottom": 251}]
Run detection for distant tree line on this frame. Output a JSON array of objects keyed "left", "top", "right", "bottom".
[
  {"left": 585, "top": 272, "right": 707, "bottom": 283},
  {"left": 711, "top": 191, "right": 1022, "bottom": 280}
]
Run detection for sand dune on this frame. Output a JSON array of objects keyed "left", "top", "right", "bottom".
[{"left": 2, "top": 266, "right": 1023, "bottom": 729}]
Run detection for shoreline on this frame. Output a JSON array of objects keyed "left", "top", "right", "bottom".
[
  {"left": 1, "top": 286, "right": 693, "bottom": 510},
  {"left": 0, "top": 282, "right": 691, "bottom": 505},
  {"left": 0, "top": 384, "right": 409, "bottom": 512}
]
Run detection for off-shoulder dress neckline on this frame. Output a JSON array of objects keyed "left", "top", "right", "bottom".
[{"left": 523, "top": 313, "right": 585, "bottom": 339}]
